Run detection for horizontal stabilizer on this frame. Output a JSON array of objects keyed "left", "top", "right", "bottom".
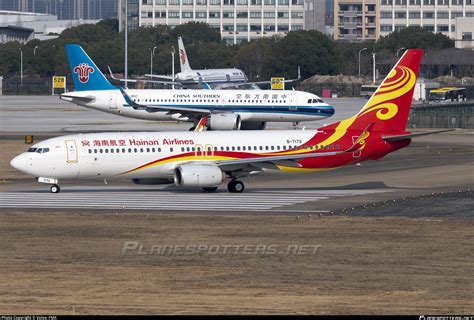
[{"left": 60, "top": 93, "right": 96, "bottom": 103}]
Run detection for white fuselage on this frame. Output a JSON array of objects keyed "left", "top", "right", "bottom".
[
  {"left": 175, "top": 68, "right": 248, "bottom": 84},
  {"left": 60, "top": 88, "right": 334, "bottom": 122},
  {"left": 11, "top": 130, "right": 318, "bottom": 181}
]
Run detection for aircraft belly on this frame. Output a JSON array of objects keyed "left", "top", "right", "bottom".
[{"left": 239, "top": 112, "right": 328, "bottom": 122}]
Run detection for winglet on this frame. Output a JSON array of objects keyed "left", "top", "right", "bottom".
[
  {"left": 202, "top": 82, "right": 212, "bottom": 90},
  {"left": 118, "top": 87, "right": 146, "bottom": 109},
  {"left": 194, "top": 116, "right": 208, "bottom": 132},
  {"left": 344, "top": 123, "right": 375, "bottom": 153}
]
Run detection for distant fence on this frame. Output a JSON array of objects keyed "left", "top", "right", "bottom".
[
  {"left": 408, "top": 102, "right": 474, "bottom": 129},
  {"left": 298, "top": 83, "right": 362, "bottom": 97}
]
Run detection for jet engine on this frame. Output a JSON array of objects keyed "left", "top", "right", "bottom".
[
  {"left": 207, "top": 113, "right": 241, "bottom": 130},
  {"left": 174, "top": 164, "right": 225, "bottom": 188}
]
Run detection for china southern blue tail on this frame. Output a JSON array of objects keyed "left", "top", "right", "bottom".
[{"left": 65, "top": 44, "right": 115, "bottom": 91}]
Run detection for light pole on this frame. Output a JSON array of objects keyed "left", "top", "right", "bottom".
[
  {"left": 396, "top": 47, "right": 406, "bottom": 58},
  {"left": 171, "top": 45, "right": 175, "bottom": 89},
  {"left": 358, "top": 47, "right": 367, "bottom": 77},
  {"left": 124, "top": 0, "right": 128, "bottom": 88},
  {"left": 19, "top": 48, "right": 23, "bottom": 86},
  {"left": 149, "top": 46, "right": 157, "bottom": 75},
  {"left": 372, "top": 52, "right": 376, "bottom": 84},
  {"left": 34, "top": 45, "right": 38, "bottom": 56}
]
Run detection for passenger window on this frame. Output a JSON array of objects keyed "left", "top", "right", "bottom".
[
  {"left": 231, "top": 146, "right": 235, "bottom": 151},
  {"left": 94, "top": 149, "right": 98, "bottom": 154},
  {"left": 237, "top": 146, "right": 241, "bottom": 151},
  {"left": 146, "top": 148, "right": 150, "bottom": 152},
  {"left": 105, "top": 149, "right": 109, "bottom": 153},
  {"left": 181, "top": 147, "right": 185, "bottom": 152},
  {"left": 265, "top": 146, "right": 269, "bottom": 150},
  {"left": 122, "top": 148, "right": 126, "bottom": 153},
  {"left": 271, "top": 146, "right": 274, "bottom": 150},
  {"left": 134, "top": 148, "right": 137, "bottom": 153},
  {"left": 140, "top": 148, "right": 143, "bottom": 153},
  {"left": 170, "top": 148, "right": 174, "bottom": 152},
  {"left": 242, "top": 146, "right": 246, "bottom": 151},
  {"left": 88, "top": 149, "right": 92, "bottom": 154},
  {"left": 110, "top": 149, "right": 114, "bottom": 153},
  {"left": 151, "top": 148, "right": 155, "bottom": 152},
  {"left": 116, "top": 148, "right": 120, "bottom": 153},
  {"left": 100, "top": 149, "right": 103, "bottom": 153}
]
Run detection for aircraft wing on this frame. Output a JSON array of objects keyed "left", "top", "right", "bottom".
[
  {"left": 382, "top": 129, "right": 453, "bottom": 141},
  {"left": 119, "top": 87, "right": 214, "bottom": 117},
  {"left": 213, "top": 125, "right": 372, "bottom": 172},
  {"left": 108, "top": 67, "right": 182, "bottom": 86},
  {"left": 144, "top": 73, "right": 176, "bottom": 81}
]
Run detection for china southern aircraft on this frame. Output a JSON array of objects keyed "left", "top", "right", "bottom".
[
  {"left": 60, "top": 44, "right": 333, "bottom": 130},
  {"left": 12, "top": 49, "right": 444, "bottom": 193}
]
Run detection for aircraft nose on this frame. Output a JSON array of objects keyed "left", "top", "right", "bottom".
[
  {"left": 327, "top": 105, "right": 335, "bottom": 116},
  {"left": 10, "top": 153, "right": 27, "bottom": 173}
]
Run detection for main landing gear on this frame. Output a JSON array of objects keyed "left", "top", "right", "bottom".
[
  {"left": 50, "top": 184, "right": 61, "bottom": 193},
  {"left": 227, "top": 180, "right": 244, "bottom": 193}
]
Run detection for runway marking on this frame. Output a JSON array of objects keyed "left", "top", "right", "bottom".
[{"left": 0, "top": 188, "right": 390, "bottom": 212}]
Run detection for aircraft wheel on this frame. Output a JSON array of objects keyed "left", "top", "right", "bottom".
[
  {"left": 202, "top": 186, "right": 218, "bottom": 192},
  {"left": 227, "top": 180, "right": 244, "bottom": 193},
  {"left": 50, "top": 184, "right": 60, "bottom": 193}
]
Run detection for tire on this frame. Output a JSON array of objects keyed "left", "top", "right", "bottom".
[
  {"left": 50, "top": 184, "right": 60, "bottom": 193},
  {"left": 227, "top": 180, "right": 244, "bottom": 193},
  {"left": 202, "top": 186, "right": 218, "bottom": 192}
]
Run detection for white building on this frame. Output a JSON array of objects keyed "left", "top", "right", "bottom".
[
  {"left": 135, "top": 0, "right": 321, "bottom": 45},
  {"left": 379, "top": 0, "right": 474, "bottom": 39}
]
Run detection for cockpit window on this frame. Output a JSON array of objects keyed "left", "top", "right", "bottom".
[
  {"left": 32, "top": 148, "right": 50, "bottom": 154},
  {"left": 307, "top": 99, "right": 312, "bottom": 104}
]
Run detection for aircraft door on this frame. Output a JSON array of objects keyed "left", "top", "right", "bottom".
[
  {"left": 109, "top": 91, "right": 118, "bottom": 109},
  {"left": 65, "top": 140, "right": 78, "bottom": 163},
  {"left": 289, "top": 96, "right": 297, "bottom": 111}
]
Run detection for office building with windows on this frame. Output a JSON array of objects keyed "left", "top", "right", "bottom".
[
  {"left": 334, "top": 0, "right": 378, "bottom": 41},
  {"left": 379, "top": 0, "right": 473, "bottom": 39},
  {"left": 134, "top": 0, "right": 318, "bottom": 44}
]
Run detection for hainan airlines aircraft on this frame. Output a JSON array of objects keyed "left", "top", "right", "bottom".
[
  {"left": 12, "top": 49, "right": 444, "bottom": 193},
  {"left": 60, "top": 44, "right": 333, "bottom": 130}
]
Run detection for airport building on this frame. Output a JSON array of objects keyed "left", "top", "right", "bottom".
[
  {"left": 0, "top": 10, "right": 101, "bottom": 42},
  {"left": 0, "top": 0, "right": 118, "bottom": 20},
  {"left": 334, "top": 0, "right": 474, "bottom": 44},
  {"left": 121, "top": 0, "right": 327, "bottom": 44}
]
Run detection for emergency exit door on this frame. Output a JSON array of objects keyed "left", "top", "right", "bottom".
[{"left": 65, "top": 140, "right": 78, "bottom": 163}]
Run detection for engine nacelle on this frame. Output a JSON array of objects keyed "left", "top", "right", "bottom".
[
  {"left": 240, "top": 121, "right": 267, "bottom": 130},
  {"left": 207, "top": 113, "right": 241, "bottom": 130},
  {"left": 174, "top": 164, "right": 225, "bottom": 188},
  {"left": 132, "top": 178, "right": 173, "bottom": 185}
]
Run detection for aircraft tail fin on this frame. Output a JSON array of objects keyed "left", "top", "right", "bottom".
[
  {"left": 321, "top": 49, "right": 423, "bottom": 135},
  {"left": 177, "top": 37, "right": 192, "bottom": 73},
  {"left": 65, "top": 44, "right": 115, "bottom": 91}
]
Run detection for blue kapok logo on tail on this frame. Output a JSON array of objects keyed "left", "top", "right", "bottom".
[{"left": 65, "top": 44, "right": 116, "bottom": 91}]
